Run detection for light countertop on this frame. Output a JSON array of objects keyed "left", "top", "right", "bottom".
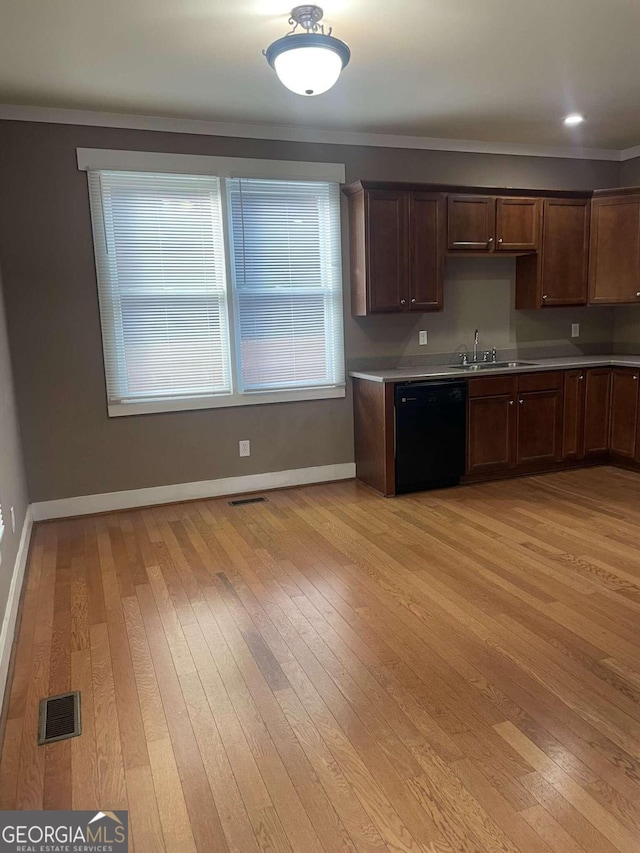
[{"left": 349, "top": 355, "right": 640, "bottom": 383}]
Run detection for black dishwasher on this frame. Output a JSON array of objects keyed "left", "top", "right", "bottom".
[{"left": 395, "top": 380, "right": 467, "bottom": 494}]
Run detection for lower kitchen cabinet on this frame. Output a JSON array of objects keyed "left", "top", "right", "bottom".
[
  {"left": 562, "top": 369, "right": 586, "bottom": 459},
  {"left": 517, "top": 387, "right": 563, "bottom": 465},
  {"left": 583, "top": 368, "right": 612, "bottom": 456},
  {"left": 610, "top": 368, "right": 639, "bottom": 459},
  {"left": 352, "top": 363, "right": 640, "bottom": 497},
  {"left": 467, "top": 393, "right": 515, "bottom": 474},
  {"left": 466, "top": 372, "right": 562, "bottom": 475},
  {"left": 562, "top": 367, "right": 612, "bottom": 460}
]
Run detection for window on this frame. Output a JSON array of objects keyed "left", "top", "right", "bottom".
[
  {"left": 86, "top": 157, "right": 345, "bottom": 416},
  {"left": 227, "top": 179, "right": 343, "bottom": 393}
]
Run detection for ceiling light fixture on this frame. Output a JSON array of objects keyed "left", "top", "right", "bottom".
[
  {"left": 564, "top": 113, "right": 585, "bottom": 126},
  {"left": 264, "top": 5, "right": 351, "bottom": 97}
]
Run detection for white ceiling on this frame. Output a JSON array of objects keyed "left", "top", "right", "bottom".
[{"left": 1, "top": 0, "right": 639, "bottom": 151}]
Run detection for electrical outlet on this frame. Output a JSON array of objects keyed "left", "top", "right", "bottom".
[
  {"left": 10, "top": 507, "right": 15, "bottom": 533},
  {"left": 239, "top": 440, "right": 251, "bottom": 457},
  {"left": 419, "top": 330, "right": 428, "bottom": 346},
  {"left": 571, "top": 323, "right": 580, "bottom": 338}
]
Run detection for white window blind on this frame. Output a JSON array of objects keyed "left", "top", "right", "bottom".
[
  {"left": 88, "top": 171, "right": 232, "bottom": 409},
  {"left": 227, "top": 178, "right": 345, "bottom": 392}
]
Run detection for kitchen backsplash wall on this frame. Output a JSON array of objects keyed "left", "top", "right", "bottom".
[
  {"left": 346, "top": 256, "right": 616, "bottom": 370},
  {"left": 620, "top": 156, "right": 640, "bottom": 187},
  {"left": 612, "top": 305, "right": 640, "bottom": 354}
]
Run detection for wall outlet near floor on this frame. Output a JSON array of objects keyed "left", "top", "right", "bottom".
[
  {"left": 239, "top": 440, "right": 251, "bottom": 457},
  {"left": 571, "top": 323, "right": 580, "bottom": 338},
  {"left": 419, "top": 330, "right": 428, "bottom": 346}
]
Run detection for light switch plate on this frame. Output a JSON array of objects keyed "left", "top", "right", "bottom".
[
  {"left": 419, "top": 330, "right": 428, "bottom": 346},
  {"left": 571, "top": 323, "right": 579, "bottom": 338}
]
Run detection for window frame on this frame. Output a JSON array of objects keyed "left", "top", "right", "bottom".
[{"left": 80, "top": 149, "right": 346, "bottom": 417}]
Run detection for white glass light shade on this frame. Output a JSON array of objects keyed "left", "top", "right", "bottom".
[
  {"left": 273, "top": 45, "right": 343, "bottom": 96},
  {"left": 265, "top": 31, "right": 350, "bottom": 97}
]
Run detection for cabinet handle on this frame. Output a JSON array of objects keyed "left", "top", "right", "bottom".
[
  {"left": 487, "top": 237, "right": 494, "bottom": 244},
  {"left": 636, "top": 292, "right": 640, "bottom": 297},
  {"left": 579, "top": 375, "right": 584, "bottom": 380},
  {"left": 542, "top": 294, "right": 548, "bottom": 300},
  {"left": 400, "top": 299, "right": 406, "bottom": 304},
  {"left": 519, "top": 399, "right": 524, "bottom": 405},
  {"left": 411, "top": 298, "right": 416, "bottom": 303},
  {"left": 509, "top": 400, "right": 514, "bottom": 406},
  {"left": 498, "top": 238, "right": 503, "bottom": 243},
  {"left": 634, "top": 376, "right": 638, "bottom": 380}
]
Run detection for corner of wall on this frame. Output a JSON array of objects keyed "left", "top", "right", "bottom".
[
  {"left": 0, "top": 507, "right": 33, "bottom": 709},
  {"left": 0, "top": 263, "right": 31, "bottom": 710}
]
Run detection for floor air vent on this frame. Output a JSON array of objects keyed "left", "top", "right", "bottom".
[
  {"left": 228, "top": 496, "right": 268, "bottom": 506},
  {"left": 38, "top": 691, "right": 81, "bottom": 745}
]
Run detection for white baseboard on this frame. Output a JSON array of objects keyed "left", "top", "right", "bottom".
[
  {"left": 31, "top": 463, "right": 356, "bottom": 521},
  {"left": 0, "top": 507, "right": 34, "bottom": 705}
]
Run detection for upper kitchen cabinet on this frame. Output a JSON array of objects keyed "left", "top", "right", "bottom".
[
  {"left": 408, "top": 192, "right": 445, "bottom": 311},
  {"left": 447, "top": 195, "right": 541, "bottom": 253},
  {"left": 447, "top": 195, "right": 495, "bottom": 250},
  {"left": 344, "top": 182, "right": 444, "bottom": 316},
  {"left": 589, "top": 191, "right": 640, "bottom": 304},
  {"left": 515, "top": 197, "right": 590, "bottom": 309},
  {"left": 495, "top": 197, "right": 541, "bottom": 251}
]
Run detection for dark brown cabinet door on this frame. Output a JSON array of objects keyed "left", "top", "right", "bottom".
[
  {"left": 540, "top": 199, "right": 590, "bottom": 305},
  {"left": 589, "top": 195, "right": 640, "bottom": 304},
  {"left": 366, "top": 190, "right": 408, "bottom": 312},
  {"left": 467, "top": 395, "right": 514, "bottom": 473},
  {"left": 516, "top": 389, "right": 562, "bottom": 465},
  {"left": 496, "top": 198, "right": 541, "bottom": 251},
  {"left": 448, "top": 195, "right": 495, "bottom": 251},
  {"left": 562, "top": 369, "right": 586, "bottom": 459},
  {"left": 583, "top": 368, "right": 612, "bottom": 455},
  {"left": 609, "top": 368, "right": 639, "bottom": 459},
  {"left": 408, "top": 193, "right": 444, "bottom": 311}
]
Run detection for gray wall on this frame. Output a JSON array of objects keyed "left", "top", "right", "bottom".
[
  {"left": 612, "top": 306, "right": 640, "bottom": 352},
  {"left": 0, "top": 267, "right": 28, "bottom": 627},
  {"left": 0, "top": 120, "right": 622, "bottom": 502},
  {"left": 620, "top": 156, "right": 640, "bottom": 187}
]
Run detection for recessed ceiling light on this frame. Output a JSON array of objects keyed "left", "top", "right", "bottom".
[{"left": 564, "top": 113, "right": 585, "bottom": 126}]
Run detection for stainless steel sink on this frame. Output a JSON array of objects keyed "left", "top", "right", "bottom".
[{"left": 452, "top": 361, "right": 535, "bottom": 371}]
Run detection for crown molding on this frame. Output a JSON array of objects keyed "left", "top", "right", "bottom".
[{"left": 0, "top": 103, "right": 633, "bottom": 163}]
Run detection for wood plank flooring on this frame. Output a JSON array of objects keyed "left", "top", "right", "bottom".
[{"left": 2, "top": 466, "right": 640, "bottom": 852}]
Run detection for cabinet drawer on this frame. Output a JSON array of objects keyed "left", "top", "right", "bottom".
[
  {"left": 517, "top": 371, "right": 563, "bottom": 392},
  {"left": 468, "top": 375, "right": 516, "bottom": 398}
]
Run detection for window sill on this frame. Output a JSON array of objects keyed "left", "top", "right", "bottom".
[{"left": 107, "top": 385, "right": 346, "bottom": 417}]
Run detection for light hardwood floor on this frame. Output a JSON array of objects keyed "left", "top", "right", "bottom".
[{"left": 2, "top": 467, "right": 640, "bottom": 852}]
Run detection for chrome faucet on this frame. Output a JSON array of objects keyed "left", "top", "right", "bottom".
[{"left": 473, "top": 329, "right": 479, "bottom": 363}]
